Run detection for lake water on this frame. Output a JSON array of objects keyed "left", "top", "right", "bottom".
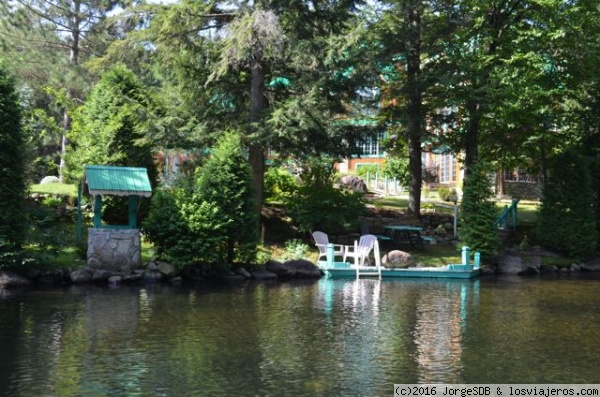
[{"left": 1, "top": 274, "right": 600, "bottom": 396}]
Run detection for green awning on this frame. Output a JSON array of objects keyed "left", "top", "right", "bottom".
[{"left": 85, "top": 165, "right": 152, "bottom": 197}]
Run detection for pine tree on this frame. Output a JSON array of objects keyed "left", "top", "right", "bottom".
[
  {"left": 0, "top": 60, "right": 26, "bottom": 266},
  {"left": 193, "top": 132, "right": 259, "bottom": 264},
  {"left": 459, "top": 162, "right": 499, "bottom": 259},
  {"left": 66, "top": 64, "right": 157, "bottom": 224}
]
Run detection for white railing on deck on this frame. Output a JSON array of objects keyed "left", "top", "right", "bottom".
[{"left": 365, "top": 172, "right": 404, "bottom": 196}]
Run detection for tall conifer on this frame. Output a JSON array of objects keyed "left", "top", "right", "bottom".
[{"left": 0, "top": 61, "right": 26, "bottom": 265}]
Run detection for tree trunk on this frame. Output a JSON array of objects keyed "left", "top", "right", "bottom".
[
  {"left": 496, "top": 167, "right": 505, "bottom": 197},
  {"left": 405, "top": 1, "right": 423, "bottom": 217},
  {"left": 59, "top": 2, "right": 81, "bottom": 182},
  {"left": 463, "top": 98, "right": 481, "bottom": 184},
  {"left": 249, "top": 57, "right": 266, "bottom": 210}
]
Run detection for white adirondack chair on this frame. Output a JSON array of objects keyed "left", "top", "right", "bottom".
[
  {"left": 312, "top": 231, "right": 344, "bottom": 263},
  {"left": 343, "top": 234, "right": 379, "bottom": 267}
]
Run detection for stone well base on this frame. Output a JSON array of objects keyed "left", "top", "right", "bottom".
[{"left": 87, "top": 228, "right": 141, "bottom": 274}]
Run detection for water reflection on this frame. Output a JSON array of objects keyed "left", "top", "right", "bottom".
[
  {"left": 316, "top": 278, "right": 480, "bottom": 387},
  {"left": 2, "top": 276, "right": 600, "bottom": 396}
]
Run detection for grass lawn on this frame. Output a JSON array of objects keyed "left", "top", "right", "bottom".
[
  {"left": 30, "top": 182, "right": 78, "bottom": 197},
  {"left": 407, "top": 244, "right": 462, "bottom": 266}
]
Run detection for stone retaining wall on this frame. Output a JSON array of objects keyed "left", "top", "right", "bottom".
[
  {"left": 503, "top": 181, "right": 542, "bottom": 200},
  {"left": 87, "top": 228, "right": 141, "bottom": 274}
]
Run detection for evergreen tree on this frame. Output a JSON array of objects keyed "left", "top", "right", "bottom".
[
  {"left": 536, "top": 150, "right": 597, "bottom": 259},
  {"left": 192, "top": 132, "right": 259, "bottom": 265},
  {"left": 0, "top": 0, "right": 137, "bottom": 180},
  {"left": 458, "top": 162, "right": 499, "bottom": 259},
  {"left": 66, "top": 64, "right": 157, "bottom": 224},
  {"left": 0, "top": 60, "right": 26, "bottom": 266}
]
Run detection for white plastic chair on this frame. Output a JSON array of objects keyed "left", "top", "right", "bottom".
[
  {"left": 312, "top": 231, "right": 344, "bottom": 262},
  {"left": 343, "top": 234, "right": 379, "bottom": 267}
]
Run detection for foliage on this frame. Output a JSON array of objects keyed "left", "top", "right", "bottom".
[
  {"left": 274, "top": 239, "right": 311, "bottom": 262},
  {"left": 21, "top": 197, "right": 87, "bottom": 270},
  {"left": 1, "top": 0, "right": 137, "bottom": 180},
  {"left": 287, "top": 183, "right": 364, "bottom": 234},
  {"left": 66, "top": 64, "right": 158, "bottom": 224},
  {"left": 193, "top": 132, "right": 259, "bottom": 264},
  {"left": 264, "top": 166, "right": 298, "bottom": 203},
  {"left": 143, "top": 132, "right": 259, "bottom": 267},
  {"left": 0, "top": 60, "right": 26, "bottom": 267},
  {"left": 458, "top": 163, "right": 499, "bottom": 259},
  {"left": 437, "top": 186, "right": 457, "bottom": 202},
  {"left": 535, "top": 150, "right": 597, "bottom": 259},
  {"left": 287, "top": 157, "right": 365, "bottom": 234},
  {"left": 141, "top": 187, "right": 195, "bottom": 267},
  {"left": 383, "top": 156, "right": 410, "bottom": 188},
  {"left": 355, "top": 164, "right": 379, "bottom": 179}
]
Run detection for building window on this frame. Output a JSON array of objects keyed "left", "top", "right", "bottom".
[
  {"left": 358, "top": 133, "right": 384, "bottom": 157},
  {"left": 439, "top": 154, "right": 457, "bottom": 183}
]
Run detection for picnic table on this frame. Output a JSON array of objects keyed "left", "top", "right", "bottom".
[{"left": 384, "top": 225, "right": 425, "bottom": 249}]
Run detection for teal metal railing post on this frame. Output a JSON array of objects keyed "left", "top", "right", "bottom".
[
  {"left": 93, "top": 195, "right": 102, "bottom": 228},
  {"left": 473, "top": 252, "right": 481, "bottom": 269},
  {"left": 496, "top": 198, "right": 520, "bottom": 230},
  {"left": 326, "top": 243, "right": 334, "bottom": 267},
  {"left": 461, "top": 246, "right": 471, "bottom": 266},
  {"left": 76, "top": 181, "right": 83, "bottom": 243},
  {"left": 511, "top": 198, "right": 519, "bottom": 229},
  {"left": 128, "top": 195, "right": 139, "bottom": 228}
]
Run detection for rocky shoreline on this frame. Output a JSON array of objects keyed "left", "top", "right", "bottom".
[
  {"left": 0, "top": 258, "right": 325, "bottom": 289},
  {"left": 2, "top": 247, "right": 600, "bottom": 289}
]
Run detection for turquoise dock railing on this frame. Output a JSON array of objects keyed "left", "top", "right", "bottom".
[
  {"left": 326, "top": 244, "right": 335, "bottom": 267},
  {"left": 461, "top": 246, "right": 480, "bottom": 269},
  {"left": 496, "top": 198, "right": 520, "bottom": 231},
  {"left": 448, "top": 246, "right": 481, "bottom": 271}
]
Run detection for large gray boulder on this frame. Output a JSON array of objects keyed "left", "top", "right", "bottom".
[
  {"left": 251, "top": 269, "right": 278, "bottom": 280},
  {"left": 264, "top": 259, "right": 324, "bottom": 279},
  {"left": 382, "top": 250, "right": 413, "bottom": 268},
  {"left": 265, "top": 260, "right": 296, "bottom": 278},
  {"left": 339, "top": 175, "right": 367, "bottom": 193},
  {"left": 40, "top": 176, "right": 60, "bottom": 184},
  {"left": 495, "top": 248, "right": 540, "bottom": 275},
  {"left": 0, "top": 270, "right": 33, "bottom": 288},
  {"left": 155, "top": 261, "right": 178, "bottom": 278},
  {"left": 283, "top": 259, "right": 324, "bottom": 278},
  {"left": 70, "top": 268, "right": 94, "bottom": 283}
]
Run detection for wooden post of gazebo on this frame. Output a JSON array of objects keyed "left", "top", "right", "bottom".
[{"left": 84, "top": 165, "right": 152, "bottom": 274}]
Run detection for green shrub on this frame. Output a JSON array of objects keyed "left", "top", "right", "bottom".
[
  {"left": 383, "top": 156, "right": 410, "bottom": 187},
  {"left": 355, "top": 164, "right": 379, "bottom": 178},
  {"left": 193, "top": 132, "right": 259, "bottom": 264},
  {"left": 264, "top": 166, "right": 298, "bottom": 203},
  {"left": 41, "top": 195, "right": 64, "bottom": 208},
  {"left": 275, "top": 239, "right": 311, "bottom": 261},
  {"left": 458, "top": 162, "right": 499, "bottom": 259},
  {"left": 143, "top": 132, "right": 259, "bottom": 267},
  {"left": 287, "top": 183, "right": 364, "bottom": 234},
  {"left": 287, "top": 156, "right": 365, "bottom": 234},
  {"left": 142, "top": 187, "right": 194, "bottom": 266},
  {"left": 437, "top": 186, "right": 457, "bottom": 202},
  {"left": 0, "top": 60, "right": 26, "bottom": 267},
  {"left": 535, "top": 149, "right": 597, "bottom": 259}
]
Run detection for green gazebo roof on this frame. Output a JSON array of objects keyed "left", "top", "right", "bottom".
[{"left": 85, "top": 165, "right": 152, "bottom": 197}]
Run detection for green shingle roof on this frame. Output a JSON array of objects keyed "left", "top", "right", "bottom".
[{"left": 85, "top": 165, "right": 152, "bottom": 197}]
